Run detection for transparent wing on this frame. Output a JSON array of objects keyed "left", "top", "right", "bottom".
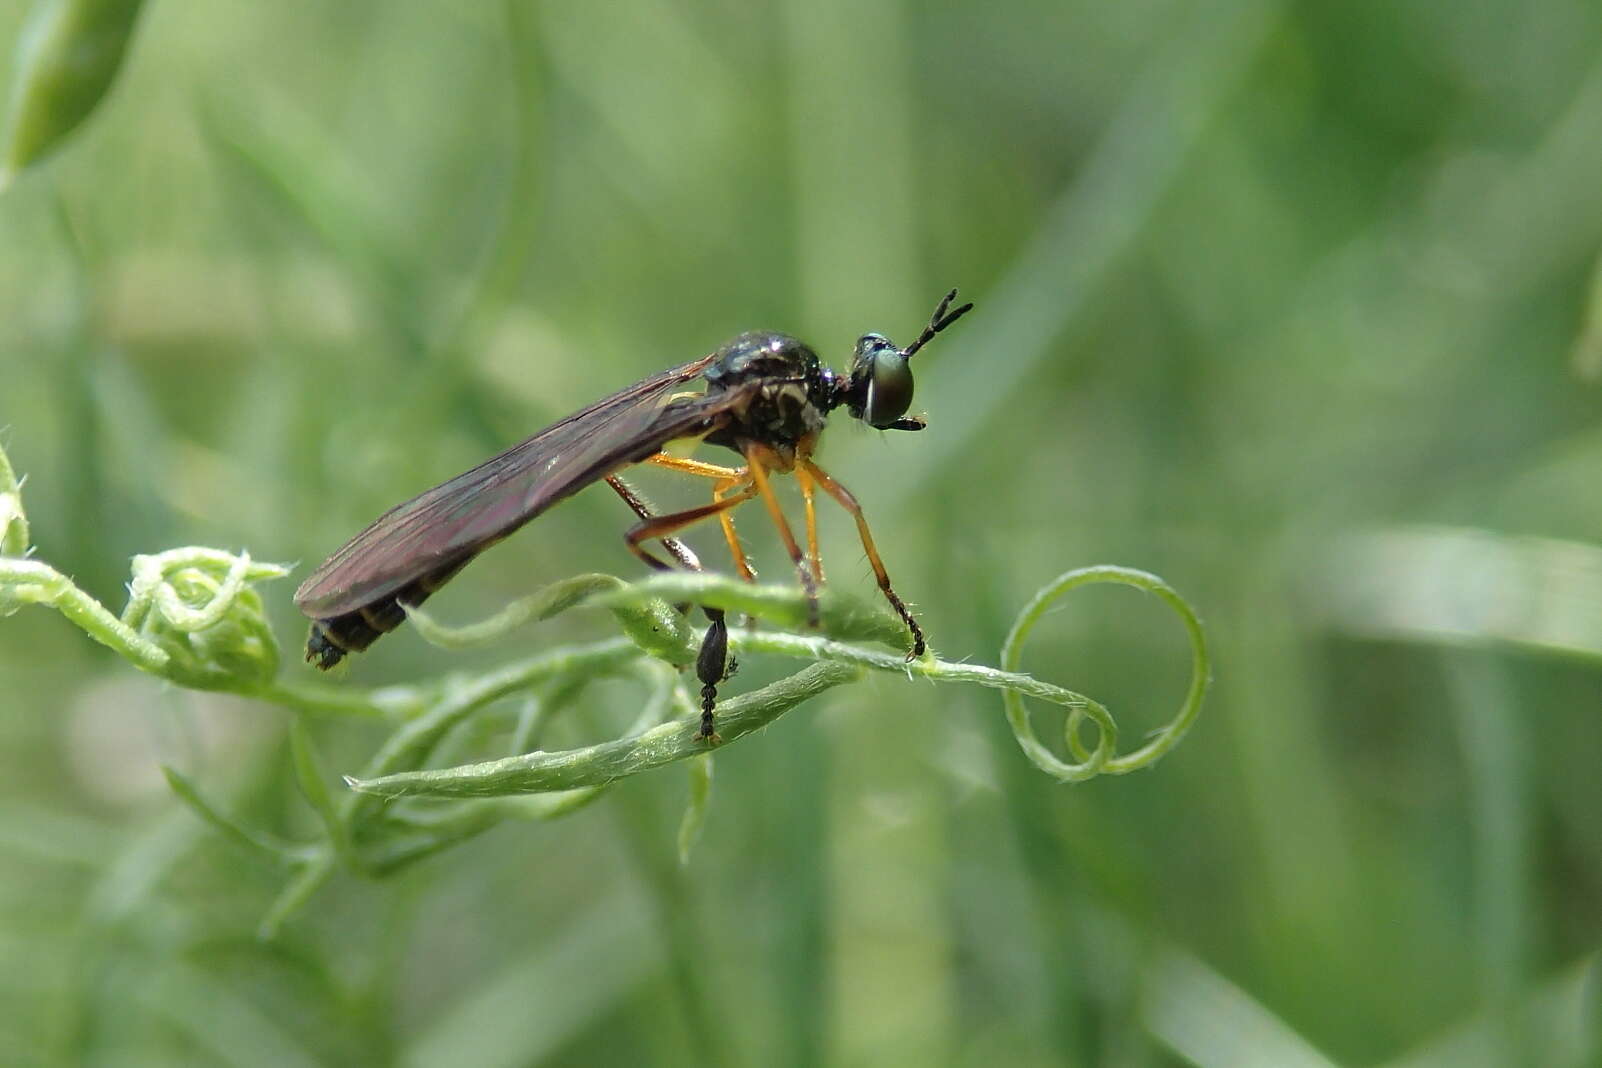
[{"left": 294, "top": 355, "right": 751, "bottom": 618}]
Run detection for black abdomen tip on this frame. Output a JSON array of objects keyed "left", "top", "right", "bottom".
[{"left": 306, "top": 625, "right": 348, "bottom": 670}]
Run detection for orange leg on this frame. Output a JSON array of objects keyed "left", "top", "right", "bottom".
[
  {"left": 606, "top": 476, "right": 701, "bottom": 571},
  {"left": 619, "top": 483, "right": 758, "bottom": 571},
  {"left": 644, "top": 454, "right": 756, "bottom": 582},
  {"left": 644, "top": 454, "right": 743, "bottom": 480},
  {"left": 795, "top": 465, "right": 825, "bottom": 586},
  {"left": 743, "top": 443, "right": 820, "bottom": 626},
  {"left": 798, "top": 459, "right": 925, "bottom": 658},
  {"left": 711, "top": 477, "right": 757, "bottom": 581}
]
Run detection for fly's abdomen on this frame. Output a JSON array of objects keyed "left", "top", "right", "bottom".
[{"left": 305, "top": 555, "right": 473, "bottom": 668}]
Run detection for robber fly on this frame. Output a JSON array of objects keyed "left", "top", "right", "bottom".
[{"left": 294, "top": 290, "right": 973, "bottom": 739}]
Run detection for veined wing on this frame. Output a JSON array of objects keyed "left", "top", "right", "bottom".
[{"left": 294, "top": 354, "right": 750, "bottom": 618}]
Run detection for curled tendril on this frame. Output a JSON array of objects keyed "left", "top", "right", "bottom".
[
  {"left": 1001, "top": 565, "right": 1211, "bottom": 781},
  {"left": 118, "top": 548, "right": 289, "bottom": 690},
  {"left": 0, "top": 476, "right": 290, "bottom": 689}
]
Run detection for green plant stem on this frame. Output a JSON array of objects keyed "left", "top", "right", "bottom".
[
  {"left": 347, "top": 661, "right": 860, "bottom": 799},
  {"left": 258, "top": 854, "right": 335, "bottom": 941},
  {"left": 257, "top": 680, "right": 421, "bottom": 719},
  {"left": 0, "top": 556, "right": 170, "bottom": 670}
]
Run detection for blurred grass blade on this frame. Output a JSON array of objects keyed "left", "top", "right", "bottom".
[
  {"left": 0, "top": 0, "right": 147, "bottom": 187},
  {"left": 1382, "top": 955, "right": 1600, "bottom": 1068},
  {"left": 1311, "top": 526, "right": 1602, "bottom": 661},
  {"left": 197, "top": 89, "right": 415, "bottom": 337},
  {"left": 1444, "top": 652, "right": 1533, "bottom": 1058},
  {"left": 402, "top": 890, "right": 658, "bottom": 1068},
  {"left": 1574, "top": 246, "right": 1602, "bottom": 381},
  {"left": 0, "top": 800, "right": 117, "bottom": 867},
  {"left": 881, "top": 0, "right": 1281, "bottom": 509},
  {"left": 133, "top": 959, "right": 322, "bottom": 1068},
  {"left": 1144, "top": 950, "right": 1339, "bottom": 1068}
]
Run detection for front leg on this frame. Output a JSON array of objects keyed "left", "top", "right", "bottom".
[{"left": 797, "top": 459, "right": 926, "bottom": 658}]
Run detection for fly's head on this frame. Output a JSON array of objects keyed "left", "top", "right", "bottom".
[
  {"left": 836, "top": 289, "right": 973, "bottom": 432},
  {"left": 845, "top": 333, "right": 916, "bottom": 429}
]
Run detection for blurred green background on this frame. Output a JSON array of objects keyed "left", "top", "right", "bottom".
[{"left": 3, "top": 0, "right": 1601, "bottom": 1064}]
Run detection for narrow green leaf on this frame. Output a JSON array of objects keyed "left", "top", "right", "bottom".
[
  {"left": 288, "top": 717, "right": 353, "bottom": 868},
  {"left": 0, "top": 443, "right": 28, "bottom": 557},
  {"left": 1, "top": 0, "right": 148, "bottom": 186},
  {"left": 257, "top": 855, "right": 334, "bottom": 941},
  {"left": 404, "top": 573, "right": 627, "bottom": 649},
  {"left": 677, "top": 754, "right": 714, "bottom": 865},
  {"left": 161, "top": 766, "right": 300, "bottom": 862}
]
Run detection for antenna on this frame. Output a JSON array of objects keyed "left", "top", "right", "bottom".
[{"left": 901, "top": 288, "right": 974, "bottom": 360}]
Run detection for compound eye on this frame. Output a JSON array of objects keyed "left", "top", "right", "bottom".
[{"left": 863, "top": 347, "right": 915, "bottom": 428}]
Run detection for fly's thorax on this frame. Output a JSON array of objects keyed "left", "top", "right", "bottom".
[
  {"left": 704, "top": 330, "right": 835, "bottom": 450},
  {"left": 704, "top": 331, "right": 822, "bottom": 388}
]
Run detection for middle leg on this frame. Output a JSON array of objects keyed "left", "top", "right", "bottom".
[
  {"left": 794, "top": 464, "right": 825, "bottom": 586},
  {"left": 608, "top": 475, "right": 759, "bottom": 740},
  {"left": 742, "top": 443, "right": 821, "bottom": 627},
  {"left": 644, "top": 453, "right": 756, "bottom": 582}
]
